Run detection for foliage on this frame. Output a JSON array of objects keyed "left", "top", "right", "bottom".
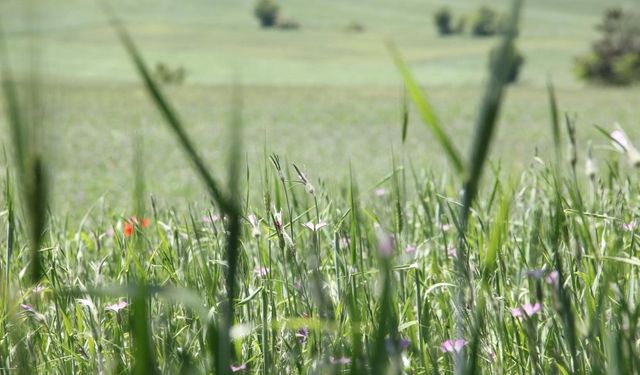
[
  {"left": 254, "top": 0, "right": 280, "bottom": 28},
  {"left": 470, "top": 6, "right": 503, "bottom": 37},
  {"left": 576, "top": 8, "right": 640, "bottom": 85},
  {"left": 434, "top": 7, "right": 453, "bottom": 35},
  {"left": 154, "top": 63, "right": 186, "bottom": 85}
]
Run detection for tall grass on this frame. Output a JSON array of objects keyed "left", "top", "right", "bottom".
[{"left": 1, "top": 0, "right": 640, "bottom": 374}]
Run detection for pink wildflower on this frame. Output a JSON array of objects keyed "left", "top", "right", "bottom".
[
  {"left": 254, "top": 267, "right": 269, "bottom": 277},
  {"left": 105, "top": 300, "right": 128, "bottom": 313},
  {"left": 303, "top": 221, "right": 328, "bottom": 232},
  {"left": 512, "top": 302, "right": 541, "bottom": 318},
  {"left": 622, "top": 221, "right": 637, "bottom": 231},
  {"left": 545, "top": 270, "right": 559, "bottom": 285},
  {"left": 441, "top": 339, "right": 467, "bottom": 353},
  {"left": 230, "top": 363, "right": 246, "bottom": 372}
]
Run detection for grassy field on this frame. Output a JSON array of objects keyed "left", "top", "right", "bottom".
[
  {"left": 2, "top": 1, "right": 640, "bottom": 374},
  {"left": 1, "top": 0, "right": 638, "bottom": 214}
]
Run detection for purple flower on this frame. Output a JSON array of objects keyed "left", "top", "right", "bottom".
[
  {"left": 296, "top": 327, "right": 308, "bottom": 344},
  {"left": 511, "top": 302, "right": 541, "bottom": 318},
  {"left": 374, "top": 188, "right": 387, "bottom": 197},
  {"left": 378, "top": 233, "right": 395, "bottom": 257},
  {"left": 441, "top": 339, "right": 467, "bottom": 353},
  {"left": 105, "top": 300, "right": 128, "bottom": 313},
  {"left": 545, "top": 270, "right": 559, "bottom": 285},
  {"left": 230, "top": 363, "right": 246, "bottom": 372},
  {"left": 254, "top": 267, "right": 269, "bottom": 277},
  {"left": 447, "top": 246, "right": 457, "bottom": 258},
  {"left": 20, "top": 304, "right": 36, "bottom": 314},
  {"left": 404, "top": 244, "right": 416, "bottom": 254}
]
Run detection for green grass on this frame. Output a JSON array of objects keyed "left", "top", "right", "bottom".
[{"left": 2, "top": 1, "right": 640, "bottom": 373}]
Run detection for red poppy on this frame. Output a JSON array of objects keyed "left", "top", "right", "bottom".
[{"left": 123, "top": 217, "right": 150, "bottom": 237}]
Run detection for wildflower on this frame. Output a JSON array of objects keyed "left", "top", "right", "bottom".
[
  {"left": 441, "top": 339, "right": 467, "bottom": 353},
  {"left": 230, "top": 363, "right": 247, "bottom": 372},
  {"left": 447, "top": 246, "right": 457, "bottom": 258},
  {"left": 247, "top": 214, "right": 261, "bottom": 237},
  {"left": 105, "top": 300, "right": 128, "bottom": 313},
  {"left": 404, "top": 244, "right": 416, "bottom": 254},
  {"left": 511, "top": 302, "right": 541, "bottom": 318},
  {"left": 611, "top": 127, "right": 640, "bottom": 167},
  {"left": 374, "top": 188, "right": 387, "bottom": 197},
  {"left": 272, "top": 210, "right": 284, "bottom": 233},
  {"left": 330, "top": 357, "right": 351, "bottom": 365},
  {"left": 293, "top": 164, "right": 315, "bottom": 194},
  {"left": 123, "top": 217, "right": 150, "bottom": 237},
  {"left": 303, "top": 221, "right": 328, "bottom": 232},
  {"left": 202, "top": 214, "right": 220, "bottom": 223},
  {"left": 545, "top": 270, "right": 559, "bottom": 285},
  {"left": 441, "top": 223, "right": 452, "bottom": 232},
  {"left": 377, "top": 233, "right": 395, "bottom": 258},
  {"left": 622, "top": 221, "right": 637, "bottom": 232},
  {"left": 296, "top": 327, "right": 308, "bottom": 344},
  {"left": 254, "top": 267, "right": 269, "bottom": 277},
  {"left": 20, "top": 304, "right": 36, "bottom": 314}
]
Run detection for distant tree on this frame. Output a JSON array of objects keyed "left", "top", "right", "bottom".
[
  {"left": 470, "top": 7, "right": 500, "bottom": 37},
  {"left": 254, "top": 0, "right": 279, "bottom": 28},
  {"left": 434, "top": 7, "right": 453, "bottom": 35},
  {"left": 575, "top": 8, "right": 640, "bottom": 85}
]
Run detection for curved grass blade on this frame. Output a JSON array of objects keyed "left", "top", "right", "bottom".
[
  {"left": 103, "top": 9, "right": 232, "bottom": 215},
  {"left": 387, "top": 42, "right": 464, "bottom": 174},
  {"left": 459, "top": 0, "right": 524, "bottom": 230}
]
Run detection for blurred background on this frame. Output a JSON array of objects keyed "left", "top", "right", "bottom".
[{"left": 1, "top": 0, "right": 638, "bottom": 214}]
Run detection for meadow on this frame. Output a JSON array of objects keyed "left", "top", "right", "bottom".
[{"left": 1, "top": 0, "right": 640, "bottom": 374}]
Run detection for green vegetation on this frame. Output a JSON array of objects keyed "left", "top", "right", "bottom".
[
  {"left": 576, "top": 7, "right": 640, "bottom": 85},
  {"left": 434, "top": 7, "right": 454, "bottom": 36},
  {"left": 254, "top": 0, "right": 280, "bottom": 28},
  {"left": 470, "top": 7, "right": 503, "bottom": 37},
  {"left": 1, "top": 1, "right": 640, "bottom": 373}
]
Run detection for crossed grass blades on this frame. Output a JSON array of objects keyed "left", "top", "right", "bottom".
[{"left": 2, "top": 0, "right": 640, "bottom": 374}]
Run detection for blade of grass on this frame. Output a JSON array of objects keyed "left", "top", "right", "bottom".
[{"left": 387, "top": 42, "right": 464, "bottom": 174}]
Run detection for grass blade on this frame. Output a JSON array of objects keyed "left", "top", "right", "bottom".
[{"left": 387, "top": 42, "right": 465, "bottom": 174}]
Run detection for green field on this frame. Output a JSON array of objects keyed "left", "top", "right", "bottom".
[
  {"left": 1, "top": 0, "right": 638, "bottom": 215},
  {"left": 3, "top": 2, "right": 640, "bottom": 373}
]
